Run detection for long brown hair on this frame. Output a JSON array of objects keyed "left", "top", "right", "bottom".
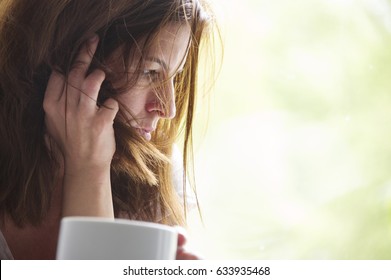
[{"left": 0, "top": 0, "right": 214, "bottom": 226}]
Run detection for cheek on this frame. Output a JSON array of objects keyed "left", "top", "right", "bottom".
[{"left": 116, "top": 88, "right": 148, "bottom": 115}]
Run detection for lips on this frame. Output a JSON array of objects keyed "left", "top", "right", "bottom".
[
  {"left": 139, "top": 128, "right": 152, "bottom": 141},
  {"left": 132, "top": 126, "right": 154, "bottom": 141},
  {"left": 127, "top": 118, "right": 156, "bottom": 141}
]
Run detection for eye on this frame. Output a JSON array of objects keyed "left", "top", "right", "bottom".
[
  {"left": 142, "top": 69, "right": 160, "bottom": 81},
  {"left": 142, "top": 69, "right": 156, "bottom": 75}
]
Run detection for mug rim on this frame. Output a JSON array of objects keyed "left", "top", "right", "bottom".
[{"left": 61, "top": 216, "right": 177, "bottom": 233}]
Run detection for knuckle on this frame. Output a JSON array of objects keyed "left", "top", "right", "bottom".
[
  {"left": 43, "top": 99, "right": 55, "bottom": 114},
  {"left": 72, "top": 60, "right": 89, "bottom": 70},
  {"left": 102, "top": 99, "right": 119, "bottom": 115},
  {"left": 93, "top": 69, "right": 106, "bottom": 79},
  {"left": 107, "top": 98, "right": 119, "bottom": 109},
  {"left": 82, "top": 83, "right": 100, "bottom": 97},
  {"left": 82, "top": 70, "right": 106, "bottom": 92},
  {"left": 82, "top": 79, "right": 98, "bottom": 93},
  {"left": 69, "top": 62, "right": 88, "bottom": 78}
]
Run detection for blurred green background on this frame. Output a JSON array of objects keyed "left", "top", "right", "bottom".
[{"left": 187, "top": 0, "right": 391, "bottom": 259}]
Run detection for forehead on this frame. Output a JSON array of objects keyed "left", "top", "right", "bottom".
[
  {"left": 106, "top": 23, "right": 191, "bottom": 73},
  {"left": 146, "top": 23, "right": 191, "bottom": 69},
  {"left": 153, "top": 23, "right": 191, "bottom": 45}
]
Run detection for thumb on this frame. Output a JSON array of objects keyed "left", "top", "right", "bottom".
[{"left": 174, "top": 226, "right": 188, "bottom": 248}]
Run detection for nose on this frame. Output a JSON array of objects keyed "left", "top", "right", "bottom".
[{"left": 146, "top": 78, "right": 176, "bottom": 119}]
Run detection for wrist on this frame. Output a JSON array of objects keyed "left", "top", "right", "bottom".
[{"left": 62, "top": 166, "right": 114, "bottom": 218}]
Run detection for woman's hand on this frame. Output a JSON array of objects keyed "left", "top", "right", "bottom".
[
  {"left": 176, "top": 227, "right": 203, "bottom": 260},
  {"left": 43, "top": 35, "right": 119, "bottom": 218}
]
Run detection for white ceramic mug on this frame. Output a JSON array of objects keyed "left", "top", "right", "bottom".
[{"left": 56, "top": 217, "right": 178, "bottom": 260}]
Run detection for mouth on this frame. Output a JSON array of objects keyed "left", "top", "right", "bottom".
[{"left": 133, "top": 127, "right": 153, "bottom": 141}]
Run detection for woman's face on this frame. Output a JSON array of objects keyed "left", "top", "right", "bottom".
[{"left": 111, "top": 23, "right": 191, "bottom": 141}]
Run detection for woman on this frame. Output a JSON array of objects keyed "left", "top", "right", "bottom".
[{"left": 0, "top": 0, "right": 215, "bottom": 259}]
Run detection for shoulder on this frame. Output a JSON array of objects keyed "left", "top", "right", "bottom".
[{"left": 0, "top": 230, "right": 13, "bottom": 260}]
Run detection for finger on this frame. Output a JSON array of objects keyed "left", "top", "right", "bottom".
[
  {"left": 97, "top": 98, "right": 119, "bottom": 122},
  {"left": 69, "top": 35, "right": 99, "bottom": 83},
  {"left": 43, "top": 71, "right": 67, "bottom": 122},
  {"left": 44, "top": 70, "right": 65, "bottom": 107},
  {"left": 79, "top": 69, "right": 105, "bottom": 112},
  {"left": 177, "top": 232, "right": 187, "bottom": 247},
  {"left": 66, "top": 35, "right": 99, "bottom": 107},
  {"left": 174, "top": 226, "right": 188, "bottom": 247}
]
